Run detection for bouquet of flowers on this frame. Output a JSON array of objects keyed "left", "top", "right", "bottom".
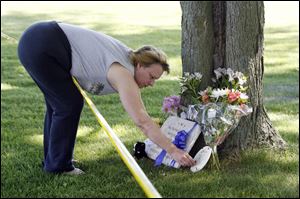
[
  {"left": 162, "top": 68, "right": 252, "bottom": 170},
  {"left": 133, "top": 67, "right": 252, "bottom": 171}
]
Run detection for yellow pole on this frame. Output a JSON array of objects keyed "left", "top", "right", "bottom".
[{"left": 72, "top": 77, "right": 162, "bottom": 198}]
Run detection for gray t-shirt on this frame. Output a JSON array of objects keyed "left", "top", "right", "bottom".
[{"left": 58, "top": 22, "right": 134, "bottom": 95}]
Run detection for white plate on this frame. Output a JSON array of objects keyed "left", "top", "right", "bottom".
[{"left": 190, "top": 146, "right": 212, "bottom": 173}]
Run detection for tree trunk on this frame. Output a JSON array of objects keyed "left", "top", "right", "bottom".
[
  {"left": 181, "top": 1, "right": 214, "bottom": 90},
  {"left": 180, "top": 1, "right": 286, "bottom": 155}
]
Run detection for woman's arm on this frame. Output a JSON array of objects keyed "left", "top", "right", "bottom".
[{"left": 107, "top": 63, "right": 195, "bottom": 166}]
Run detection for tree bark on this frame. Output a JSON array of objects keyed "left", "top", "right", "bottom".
[
  {"left": 212, "top": 1, "right": 226, "bottom": 69},
  {"left": 181, "top": 1, "right": 214, "bottom": 90},
  {"left": 180, "top": 1, "right": 287, "bottom": 155},
  {"left": 222, "top": 1, "right": 286, "bottom": 152}
]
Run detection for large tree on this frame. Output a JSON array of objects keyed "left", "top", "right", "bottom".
[{"left": 180, "top": 1, "right": 286, "bottom": 156}]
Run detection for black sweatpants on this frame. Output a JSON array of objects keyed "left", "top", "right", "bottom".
[{"left": 18, "top": 21, "right": 83, "bottom": 173}]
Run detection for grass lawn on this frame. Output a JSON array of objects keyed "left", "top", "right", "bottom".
[{"left": 1, "top": 2, "right": 299, "bottom": 198}]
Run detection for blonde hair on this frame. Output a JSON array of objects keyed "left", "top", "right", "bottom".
[{"left": 129, "top": 45, "right": 170, "bottom": 74}]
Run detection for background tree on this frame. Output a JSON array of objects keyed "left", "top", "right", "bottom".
[{"left": 180, "top": 1, "right": 286, "bottom": 157}]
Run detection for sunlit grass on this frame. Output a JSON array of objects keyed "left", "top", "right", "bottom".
[
  {"left": 26, "top": 134, "right": 43, "bottom": 146},
  {"left": 1, "top": 83, "right": 19, "bottom": 90},
  {"left": 1, "top": 1, "right": 299, "bottom": 198}
]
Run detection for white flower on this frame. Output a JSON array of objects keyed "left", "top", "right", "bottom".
[
  {"left": 226, "top": 68, "right": 234, "bottom": 75},
  {"left": 234, "top": 71, "right": 246, "bottom": 85},
  {"left": 198, "top": 90, "right": 207, "bottom": 97},
  {"left": 184, "top": 72, "right": 190, "bottom": 77},
  {"left": 195, "top": 72, "right": 203, "bottom": 80},
  {"left": 211, "top": 88, "right": 228, "bottom": 100},
  {"left": 181, "top": 86, "right": 187, "bottom": 93},
  {"left": 226, "top": 68, "right": 234, "bottom": 82},
  {"left": 214, "top": 68, "right": 223, "bottom": 79},
  {"left": 240, "top": 93, "right": 249, "bottom": 100},
  {"left": 239, "top": 78, "right": 247, "bottom": 86}
]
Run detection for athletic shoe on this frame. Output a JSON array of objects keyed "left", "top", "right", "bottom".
[{"left": 63, "top": 168, "right": 85, "bottom": 175}]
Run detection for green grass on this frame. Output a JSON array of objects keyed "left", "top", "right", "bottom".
[{"left": 1, "top": 2, "right": 299, "bottom": 198}]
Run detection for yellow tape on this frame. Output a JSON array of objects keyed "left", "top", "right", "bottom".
[
  {"left": 72, "top": 77, "right": 161, "bottom": 198},
  {"left": 2, "top": 32, "right": 161, "bottom": 197}
]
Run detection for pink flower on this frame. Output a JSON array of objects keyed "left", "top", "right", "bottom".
[
  {"left": 228, "top": 90, "right": 240, "bottom": 103},
  {"left": 202, "top": 94, "right": 210, "bottom": 104},
  {"left": 199, "top": 89, "right": 211, "bottom": 104}
]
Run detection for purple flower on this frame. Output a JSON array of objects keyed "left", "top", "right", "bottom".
[{"left": 162, "top": 95, "right": 181, "bottom": 114}]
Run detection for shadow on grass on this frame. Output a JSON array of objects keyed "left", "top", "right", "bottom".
[
  {"left": 2, "top": 80, "right": 298, "bottom": 197},
  {"left": 265, "top": 25, "right": 299, "bottom": 34},
  {"left": 1, "top": 11, "right": 181, "bottom": 56},
  {"left": 2, "top": 132, "right": 298, "bottom": 197}
]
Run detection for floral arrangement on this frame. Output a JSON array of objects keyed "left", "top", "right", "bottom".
[
  {"left": 180, "top": 72, "right": 203, "bottom": 106},
  {"left": 161, "top": 67, "right": 253, "bottom": 170},
  {"left": 198, "top": 68, "right": 249, "bottom": 105},
  {"left": 161, "top": 95, "right": 181, "bottom": 116}
]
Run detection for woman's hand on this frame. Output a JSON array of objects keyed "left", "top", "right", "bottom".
[
  {"left": 169, "top": 147, "right": 196, "bottom": 167},
  {"left": 107, "top": 64, "right": 196, "bottom": 168}
]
